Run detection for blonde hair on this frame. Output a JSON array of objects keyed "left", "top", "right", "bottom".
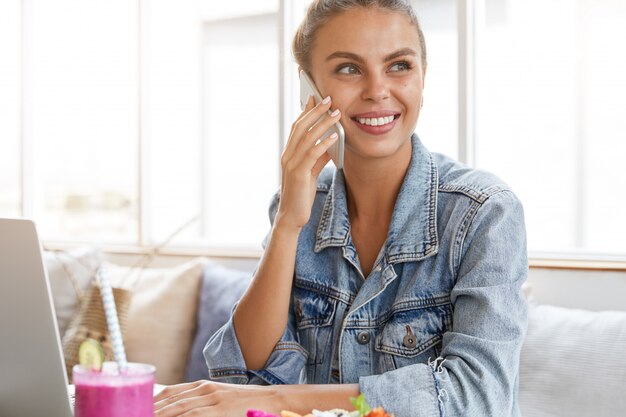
[{"left": 292, "top": 0, "right": 427, "bottom": 72}]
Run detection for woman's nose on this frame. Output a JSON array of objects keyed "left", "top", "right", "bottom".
[{"left": 361, "top": 73, "right": 390, "bottom": 102}]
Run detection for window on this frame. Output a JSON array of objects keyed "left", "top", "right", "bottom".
[
  {"left": 475, "top": 0, "right": 626, "bottom": 256},
  {"left": 143, "top": 1, "right": 279, "bottom": 249},
  {"left": 5, "top": 0, "right": 280, "bottom": 251},
  {"left": 0, "top": 0, "right": 21, "bottom": 218},
  {"left": 412, "top": 0, "right": 458, "bottom": 158},
  {"left": 27, "top": 0, "right": 139, "bottom": 243},
  {"left": 1, "top": 0, "right": 625, "bottom": 260}
]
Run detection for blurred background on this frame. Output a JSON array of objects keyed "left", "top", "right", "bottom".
[{"left": 1, "top": 0, "right": 625, "bottom": 267}]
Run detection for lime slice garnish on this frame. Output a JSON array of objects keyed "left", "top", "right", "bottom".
[{"left": 78, "top": 338, "right": 104, "bottom": 371}]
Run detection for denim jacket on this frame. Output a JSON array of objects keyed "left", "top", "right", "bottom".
[{"left": 205, "top": 134, "right": 528, "bottom": 417}]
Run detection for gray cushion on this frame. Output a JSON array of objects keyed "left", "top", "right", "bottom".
[
  {"left": 185, "top": 262, "right": 252, "bottom": 382},
  {"left": 44, "top": 248, "right": 103, "bottom": 336},
  {"left": 519, "top": 302, "right": 626, "bottom": 417}
]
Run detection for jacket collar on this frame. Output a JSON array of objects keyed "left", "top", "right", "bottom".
[{"left": 314, "top": 134, "right": 439, "bottom": 263}]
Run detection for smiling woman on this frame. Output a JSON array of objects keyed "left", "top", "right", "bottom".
[
  {"left": 306, "top": 6, "right": 426, "bottom": 166},
  {"left": 155, "top": 1, "right": 528, "bottom": 417},
  {"left": 300, "top": 6, "right": 428, "bottom": 276}
]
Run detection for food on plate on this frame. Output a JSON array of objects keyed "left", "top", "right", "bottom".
[{"left": 246, "top": 393, "right": 393, "bottom": 417}]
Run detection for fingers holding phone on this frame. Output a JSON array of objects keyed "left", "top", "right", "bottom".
[
  {"left": 277, "top": 96, "right": 341, "bottom": 231},
  {"left": 292, "top": 100, "right": 342, "bottom": 167},
  {"left": 299, "top": 71, "right": 345, "bottom": 169},
  {"left": 283, "top": 95, "right": 332, "bottom": 163}
]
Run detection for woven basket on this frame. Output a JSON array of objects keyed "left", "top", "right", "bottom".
[{"left": 61, "top": 284, "right": 132, "bottom": 382}]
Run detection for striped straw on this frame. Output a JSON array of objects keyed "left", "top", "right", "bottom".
[{"left": 97, "top": 267, "right": 127, "bottom": 372}]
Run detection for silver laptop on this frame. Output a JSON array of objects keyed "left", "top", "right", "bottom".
[
  {"left": 0, "top": 218, "right": 166, "bottom": 417},
  {"left": 0, "top": 218, "right": 74, "bottom": 417}
]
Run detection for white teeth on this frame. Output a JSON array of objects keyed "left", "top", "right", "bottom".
[{"left": 356, "top": 116, "right": 395, "bottom": 126}]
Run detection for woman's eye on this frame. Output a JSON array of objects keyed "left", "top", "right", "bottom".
[
  {"left": 390, "top": 62, "right": 412, "bottom": 72},
  {"left": 337, "top": 64, "right": 360, "bottom": 75}
]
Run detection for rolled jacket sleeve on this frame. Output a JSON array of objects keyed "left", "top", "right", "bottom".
[
  {"left": 203, "top": 299, "right": 308, "bottom": 385},
  {"left": 359, "top": 190, "right": 528, "bottom": 417}
]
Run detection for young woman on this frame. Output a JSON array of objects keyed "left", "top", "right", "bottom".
[{"left": 155, "top": 1, "right": 528, "bottom": 416}]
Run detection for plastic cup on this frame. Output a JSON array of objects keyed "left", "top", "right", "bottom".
[{"left": 73, "top": 362, "right": 156, "bottom": 417}]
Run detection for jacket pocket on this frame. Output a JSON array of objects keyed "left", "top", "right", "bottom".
[
  {"left": 375, "top": 296, "right": 452, "bottom": 370},
  {"left": 293, "top": 284, "right": 337, "bottom": 367}
]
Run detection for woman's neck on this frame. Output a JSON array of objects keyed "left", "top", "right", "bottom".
[{"left": 343, "top": 139, "right": 412, "bottom": 223}]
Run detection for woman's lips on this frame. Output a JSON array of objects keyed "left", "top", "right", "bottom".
[{"left": 350, "top": 112, "right": 400, "bottom": 135}]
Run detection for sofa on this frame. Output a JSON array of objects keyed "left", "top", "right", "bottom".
[{"left": 45, "top": 247, "right": 626, "bottom": 417}]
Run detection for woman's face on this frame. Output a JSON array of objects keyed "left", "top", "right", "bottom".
[{"left": 308, "top": 7, "right": 426, "bottom": 162}]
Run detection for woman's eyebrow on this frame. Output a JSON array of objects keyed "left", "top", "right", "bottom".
[
  {"left": 326, "top": 48, "right": 417, "bottom": 63},
  {"left": 326, "top": 51, "right": 365, "bottom": 63},
  {"left": 383, "top": 48, "right": 417, "bottom": 62}
]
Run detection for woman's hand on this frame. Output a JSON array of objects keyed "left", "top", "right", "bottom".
[
  {"left": 154, "top": 380, "right": 360, "bottom": 417},
  {"left": 154, "top": 380, "right": 284, "bottom": 417},
  {"left": 276, "top": 95, "right": 341, "bottom": 231}
]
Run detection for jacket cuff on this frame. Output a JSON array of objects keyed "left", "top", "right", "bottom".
[
  {"left": 204, "top": 316, "right": 250, "bottom": 384},
  {"left": 204, "top": 316, "right": 308, "bottom": 385},
  {"left": 359, "top": 363, "right": 442, "bottom": 417}
]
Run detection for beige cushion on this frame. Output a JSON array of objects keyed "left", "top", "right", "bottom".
[{"left": 105, "top": 258, "right": 205, "bottom": 385}]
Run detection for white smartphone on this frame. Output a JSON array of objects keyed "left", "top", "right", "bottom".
[{"left": 299, "top": 70, "right": 345, "bottom": 169}]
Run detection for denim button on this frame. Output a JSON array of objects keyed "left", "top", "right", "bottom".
[
  {"left": 357, "top": 331, "right": 370, "bottom": 344},
  {"left": 403, "top": 325, "right": 417, "bottom": 348},
  {"left": 403, "top": 334, "right": 417, "bottom": 348}
]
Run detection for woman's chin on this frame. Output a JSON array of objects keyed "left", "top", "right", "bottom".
[{"left": 344, "top": 136, "right": 411, "bottom": 164}]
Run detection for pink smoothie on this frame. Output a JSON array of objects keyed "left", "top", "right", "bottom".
[{"left": 74, "top": 362, "right": 155, "bottom": 417}]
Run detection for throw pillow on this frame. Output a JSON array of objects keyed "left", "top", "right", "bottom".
[
  {"left": 185, "top": 262, "right": 252, "bottom": 382},
  {"left": 519, "top": 302, "right": 626, "bottom": 417},
  {"left": 105, "top": 258, "right": 206, "bottom": 385},
  {"left": 43, "top": 247, "right": 103, "bottom": 336}
]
